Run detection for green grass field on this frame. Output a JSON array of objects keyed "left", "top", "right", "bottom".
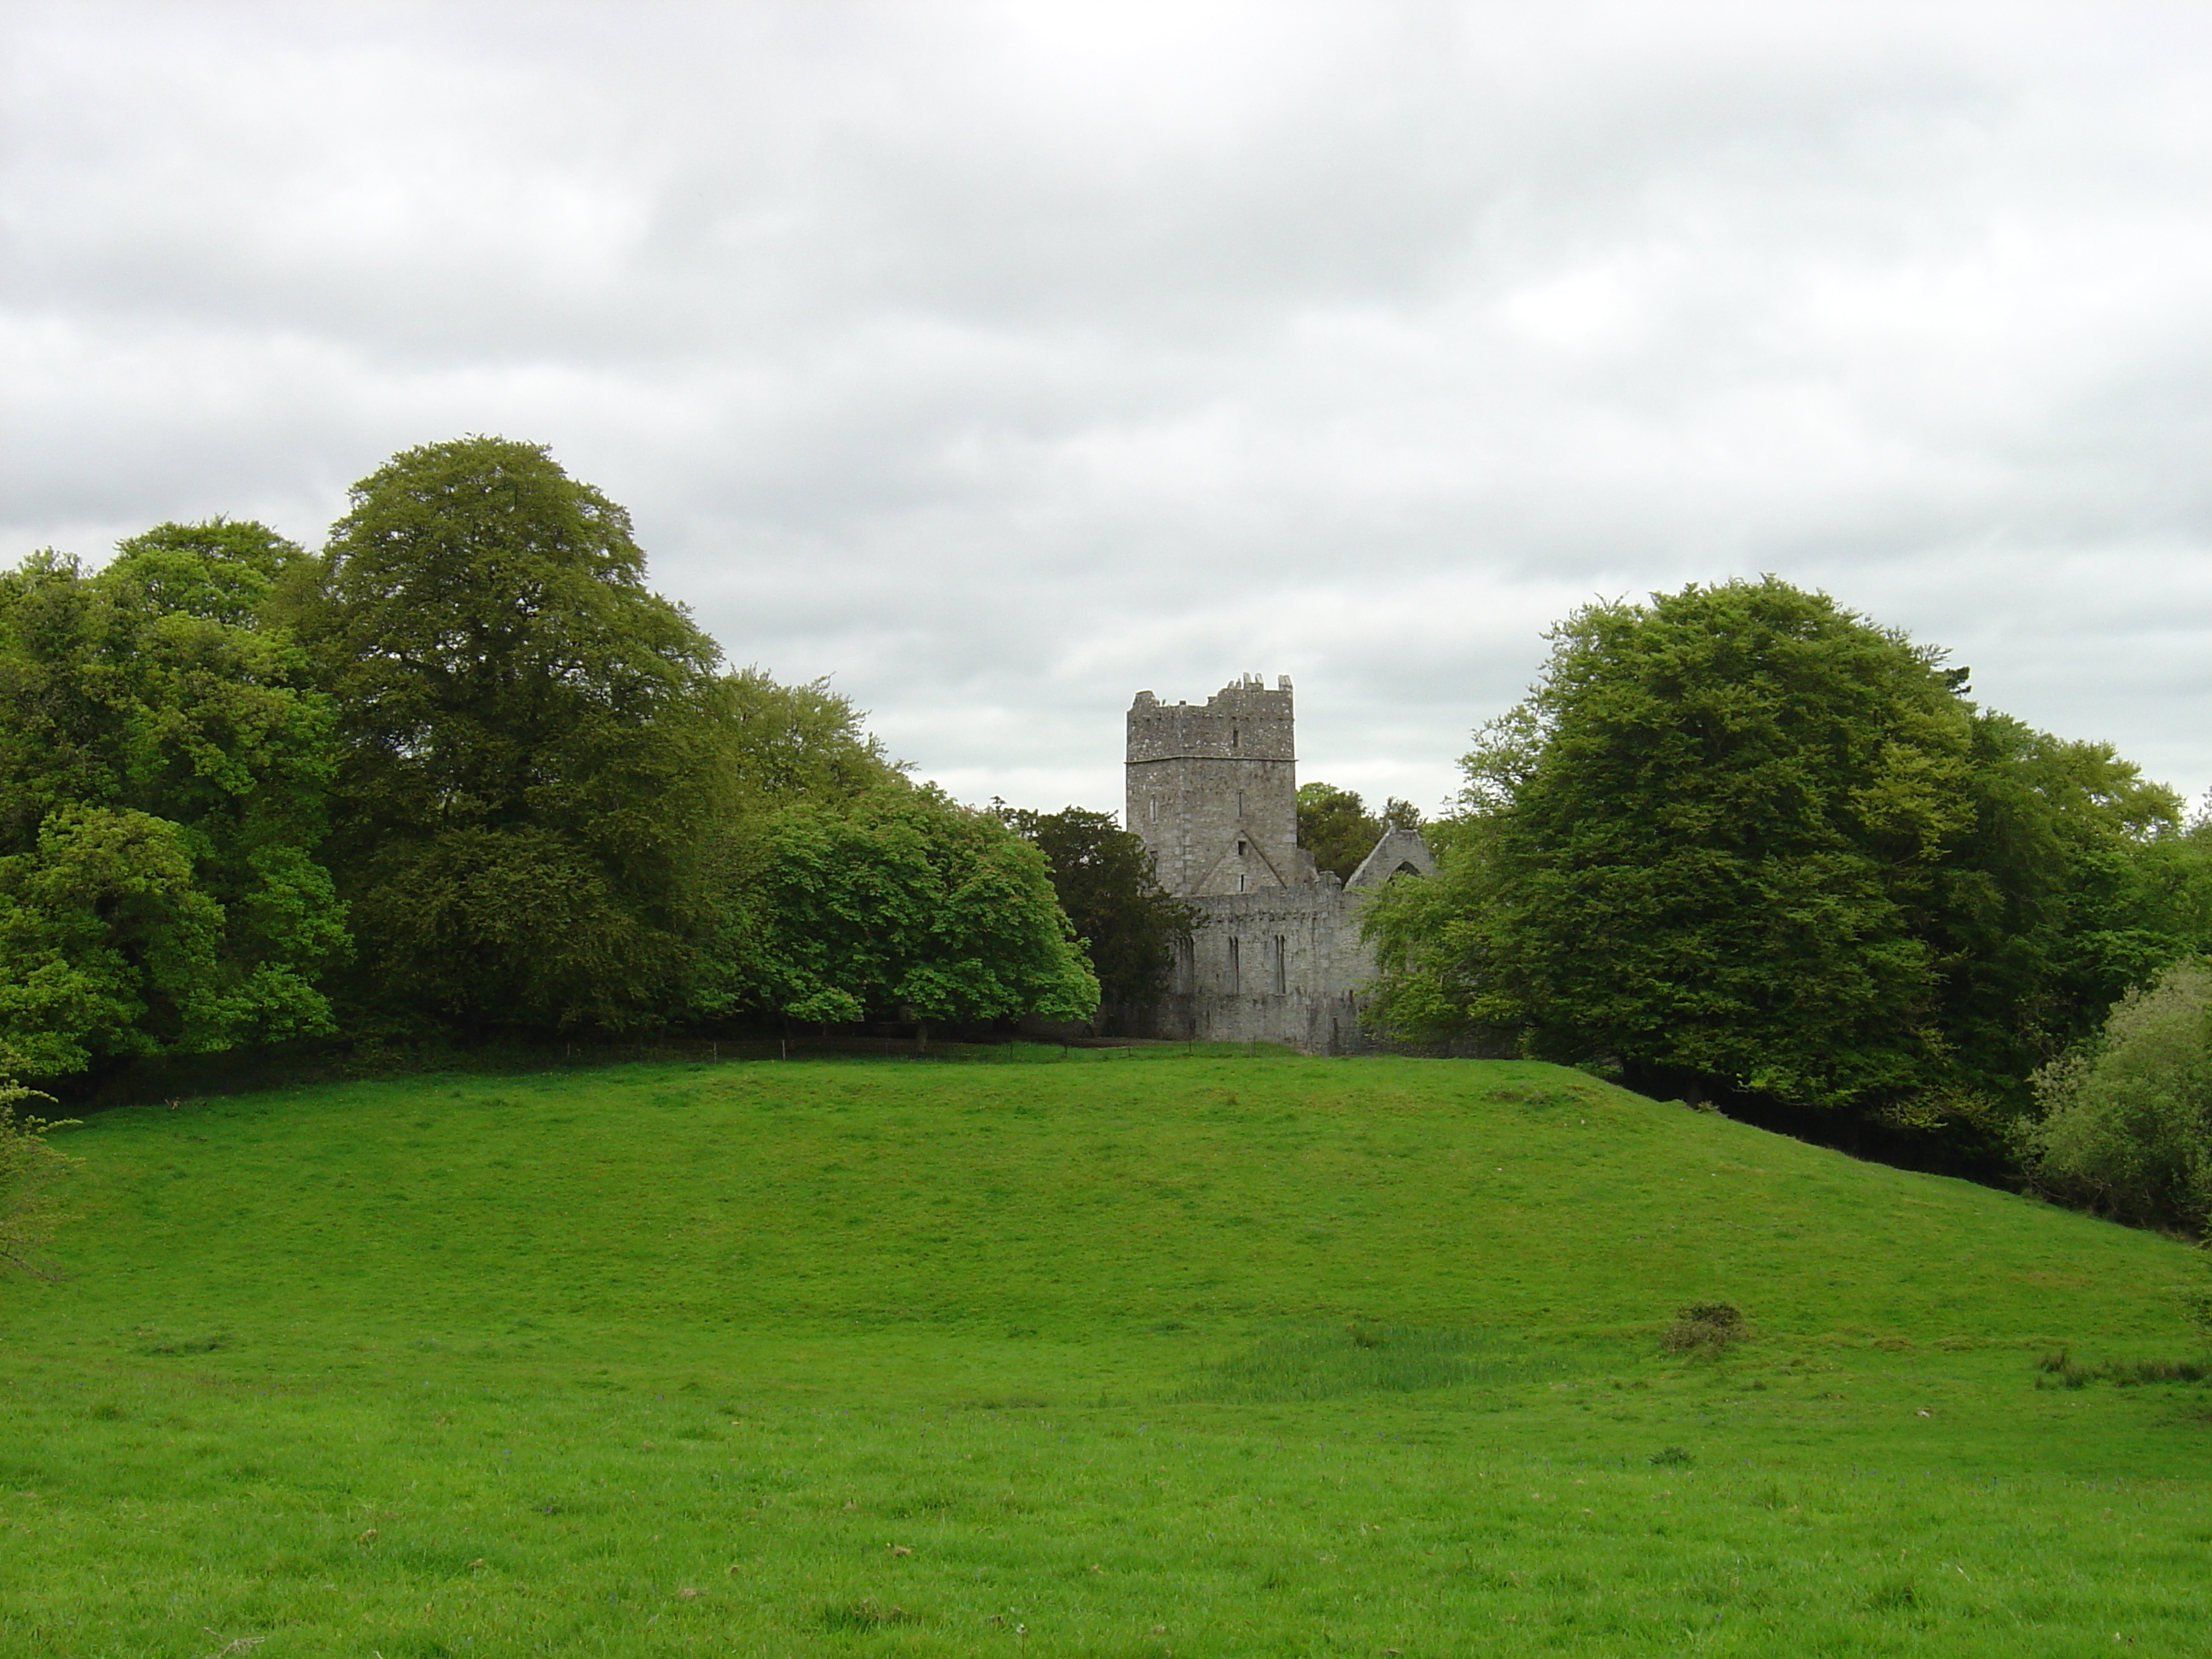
[{"left": 5, "top": 1049, "right": 2209, "bottom": 1656}]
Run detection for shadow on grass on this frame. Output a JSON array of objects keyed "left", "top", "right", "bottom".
[{"left": 1170, "top": 1324, "right": 1592, "bottom": 1403}]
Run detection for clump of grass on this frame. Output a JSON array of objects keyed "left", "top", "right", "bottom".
[
  {"left": 2035, "top": 1349, "right": 2209, "bottom": 1388},
  {"left": 135, "top": 1331, "right": 235, "bottom": 1356},
  {"left": 1662, "top": 1302, "right": 1746, "bottom": 1353},
  {"left": 822, "top": 1596, "right": 915, "bottom": 1630},
  {"left": 1649, "top": 1445, "right": 1693, "bottom": 1467},
  {"left": 1865, "top": 1576, "right": 1918, "bottom": 1610}
]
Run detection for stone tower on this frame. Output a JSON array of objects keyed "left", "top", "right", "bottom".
[
  {"left": 1126, "top": 674, "right": 1307, "bottom": 898},
  {"left": 1120, "top": 675, "right": 1435, "bottom": 1054}
]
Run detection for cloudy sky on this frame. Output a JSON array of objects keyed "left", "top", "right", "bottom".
[{"left": 6, "top": 2, "right": 2211, "bottom": 818}]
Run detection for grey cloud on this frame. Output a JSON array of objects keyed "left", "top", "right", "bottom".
[{"left": 5, "top": 1, "right": 2212, "bottom": 816}]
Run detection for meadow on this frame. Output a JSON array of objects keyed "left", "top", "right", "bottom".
[{"left": 3, "top": 1048, "right": 2209, "bottom": 1656}]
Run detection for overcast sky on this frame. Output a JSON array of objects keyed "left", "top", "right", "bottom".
[{"left": 6, "top": 2, "right": 2211, "bottom": 818}]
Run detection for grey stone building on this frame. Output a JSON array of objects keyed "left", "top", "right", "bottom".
[{"left": 1126, "top": 675, "right": 1433, "bottom": 1053}]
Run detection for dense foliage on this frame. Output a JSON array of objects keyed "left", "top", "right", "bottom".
[
  {"left": 285, "top": 438, "right": 736, "bottom": 1035},
  {"left": 2022, "top": 958, "right": 2212, "bottom": 1231},
  {"left": 995, "top": 805, "right": 1200, "bottom": 1012},
  {"left": 1367, "top": 578, "right": 2211, "bottom": 1155},
  {"left": 0, "top": 439, "right": 1099, "bottom": 1077},
  {"left": 0, "top": 523, "right": 346, "bottom": 1073},
  {"left": 732, "top": 789, "right": 1099, "bottom": 1033}
]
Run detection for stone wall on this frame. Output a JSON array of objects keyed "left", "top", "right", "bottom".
[{"left": 1144, "top": 881, "right": 1376, "bottom": 1052}]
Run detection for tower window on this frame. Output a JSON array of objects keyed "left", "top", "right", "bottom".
[
  {"left": 1227, "top": 936, "right": 1241, "bottom": 992},
  {"left": 1273, "top": 935, "right": 1287, "bottom": 993},
  {"left": 1237, "top": 873, "right": 1246, "bottom": 892},
  {"left": 1237, "top": 839, "right": 1247, "bottom": 855},
  {"left": 1148, "top": 797, "right": 1158, "bottom": 822},
  {"left": 1231, "top": 727, "right": 1240, "bottom": 751}
]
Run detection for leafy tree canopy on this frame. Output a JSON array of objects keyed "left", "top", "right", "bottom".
[
  {"left": 288, "top": 437, "right": 736, "bottom": 1034},
  {"left": 716, "top": 668, "right": 905, "bottom": 811},
  {"left": 0, "top": 523, "right": 346, "bottom": 1075},
  {"left": 1367, "top": 577, "right": 2197, "bottom": 1144},
  {"left": 734, "top": 789, "right": 1099, "bottom": 1032},
  {"left": 994, "top": 805, "right": 1199, "bottom": 1010}
]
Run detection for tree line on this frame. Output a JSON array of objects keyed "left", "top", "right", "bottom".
[
  {"left": 1364, "top": 576, "right": 2212, "bottom": 1223},
  {"left": 0, "top": 438, "right": 1192, "bottom": 1088},
  {"left": 7, "top": 444, "right": 2206, "bottom": 1233}
]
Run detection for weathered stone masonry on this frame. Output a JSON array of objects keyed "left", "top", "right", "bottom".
[{"left": 1126, "top": 675, "right": 1433, "bottom": 1053}]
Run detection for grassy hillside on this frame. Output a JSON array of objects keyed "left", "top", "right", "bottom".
[{"left": 4, "top": 1051, "right": 2209, "bottom": 1656}]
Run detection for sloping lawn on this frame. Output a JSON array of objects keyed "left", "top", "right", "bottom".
[{"left": 3, "top": 1050, "right": 2206, "bottom": 1655}]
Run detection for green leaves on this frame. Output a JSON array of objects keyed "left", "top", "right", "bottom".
[
  {"left": 0, "top": 525, "right": 345, "bottom": 1074},
  {"left": 1369, "top": 577, "right": 2203, "bottom": 1142},
  {"left": 734, "top": 790, "right": 1100, "bottom": 1028},
  {"left": 296, "top": 438, "right": 733, "bottom": 1035},
  {"left": 995, "top": 806, "right": 1199, "bottom": 1010},
  {"left": 2023, "top": 958, "right": 2212, "bottom": 1229}
]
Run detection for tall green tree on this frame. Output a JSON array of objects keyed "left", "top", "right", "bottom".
[
  {"left": 1367, "top": 577, "right": 2192, "bottom": 1143},
  {"left": 994, "top": 805, "right": 1199, "bottom": 1010},
  {"left": 288, "top": 438, "right": 731, "bottom": 1033},
  {"left": 735, "top": 789, "right": 1099, "bottom": 1035},
  {"left": 0, "top": 523, "right": 346, "bottom": 1074}
]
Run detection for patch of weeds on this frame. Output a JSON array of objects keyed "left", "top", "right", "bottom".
[
  {"left": 1648, "top": 1445, "right": 1693, "bottom": 1467},
  {"left": 135, "top": 1330, "right": 234, "bottom": 1356},
  {"left": 1487, "top": 1085, "right": 1598, "bottom": 1110},
  {"left": 1662, "top": 1302, "right": 1748, "bottom": 1353},
  {"left": 1864, "top": 1576, "right": 1918, "bottom": 1610},
  {"left": 2035, "top": 1349, "right": 2207, "bottom": 1388},
  {"left": 822, "top": 1596, "right": 916, "bottom": 1631}
]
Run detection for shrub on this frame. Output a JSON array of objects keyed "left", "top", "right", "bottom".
[
  {"left": 2021, "top": 958, "right": 2212, "bottom": 1230},
  {"left": 1662, "top": 1302, "right": 1748, "bottom": 1353}
]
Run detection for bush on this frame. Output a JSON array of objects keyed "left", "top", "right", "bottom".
[
  {"left": 1662, "top": 1302, "right": 1747, "bottom": 1353},
  {"left": 2021, "top": 958, "right": 2212, "bottom": 1231}
]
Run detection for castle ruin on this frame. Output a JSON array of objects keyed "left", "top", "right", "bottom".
[{"left": 1126, "top": 674, "right": 1432, "bottom": 1053}]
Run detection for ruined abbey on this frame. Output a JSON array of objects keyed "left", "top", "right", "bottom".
[{"left": 1126, "top": 674, "right": 1432, "bottom": 1053}]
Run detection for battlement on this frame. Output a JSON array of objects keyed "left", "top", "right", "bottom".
[{"left": 1126, "top": 673, "right": 1295, "bottom": 763}]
